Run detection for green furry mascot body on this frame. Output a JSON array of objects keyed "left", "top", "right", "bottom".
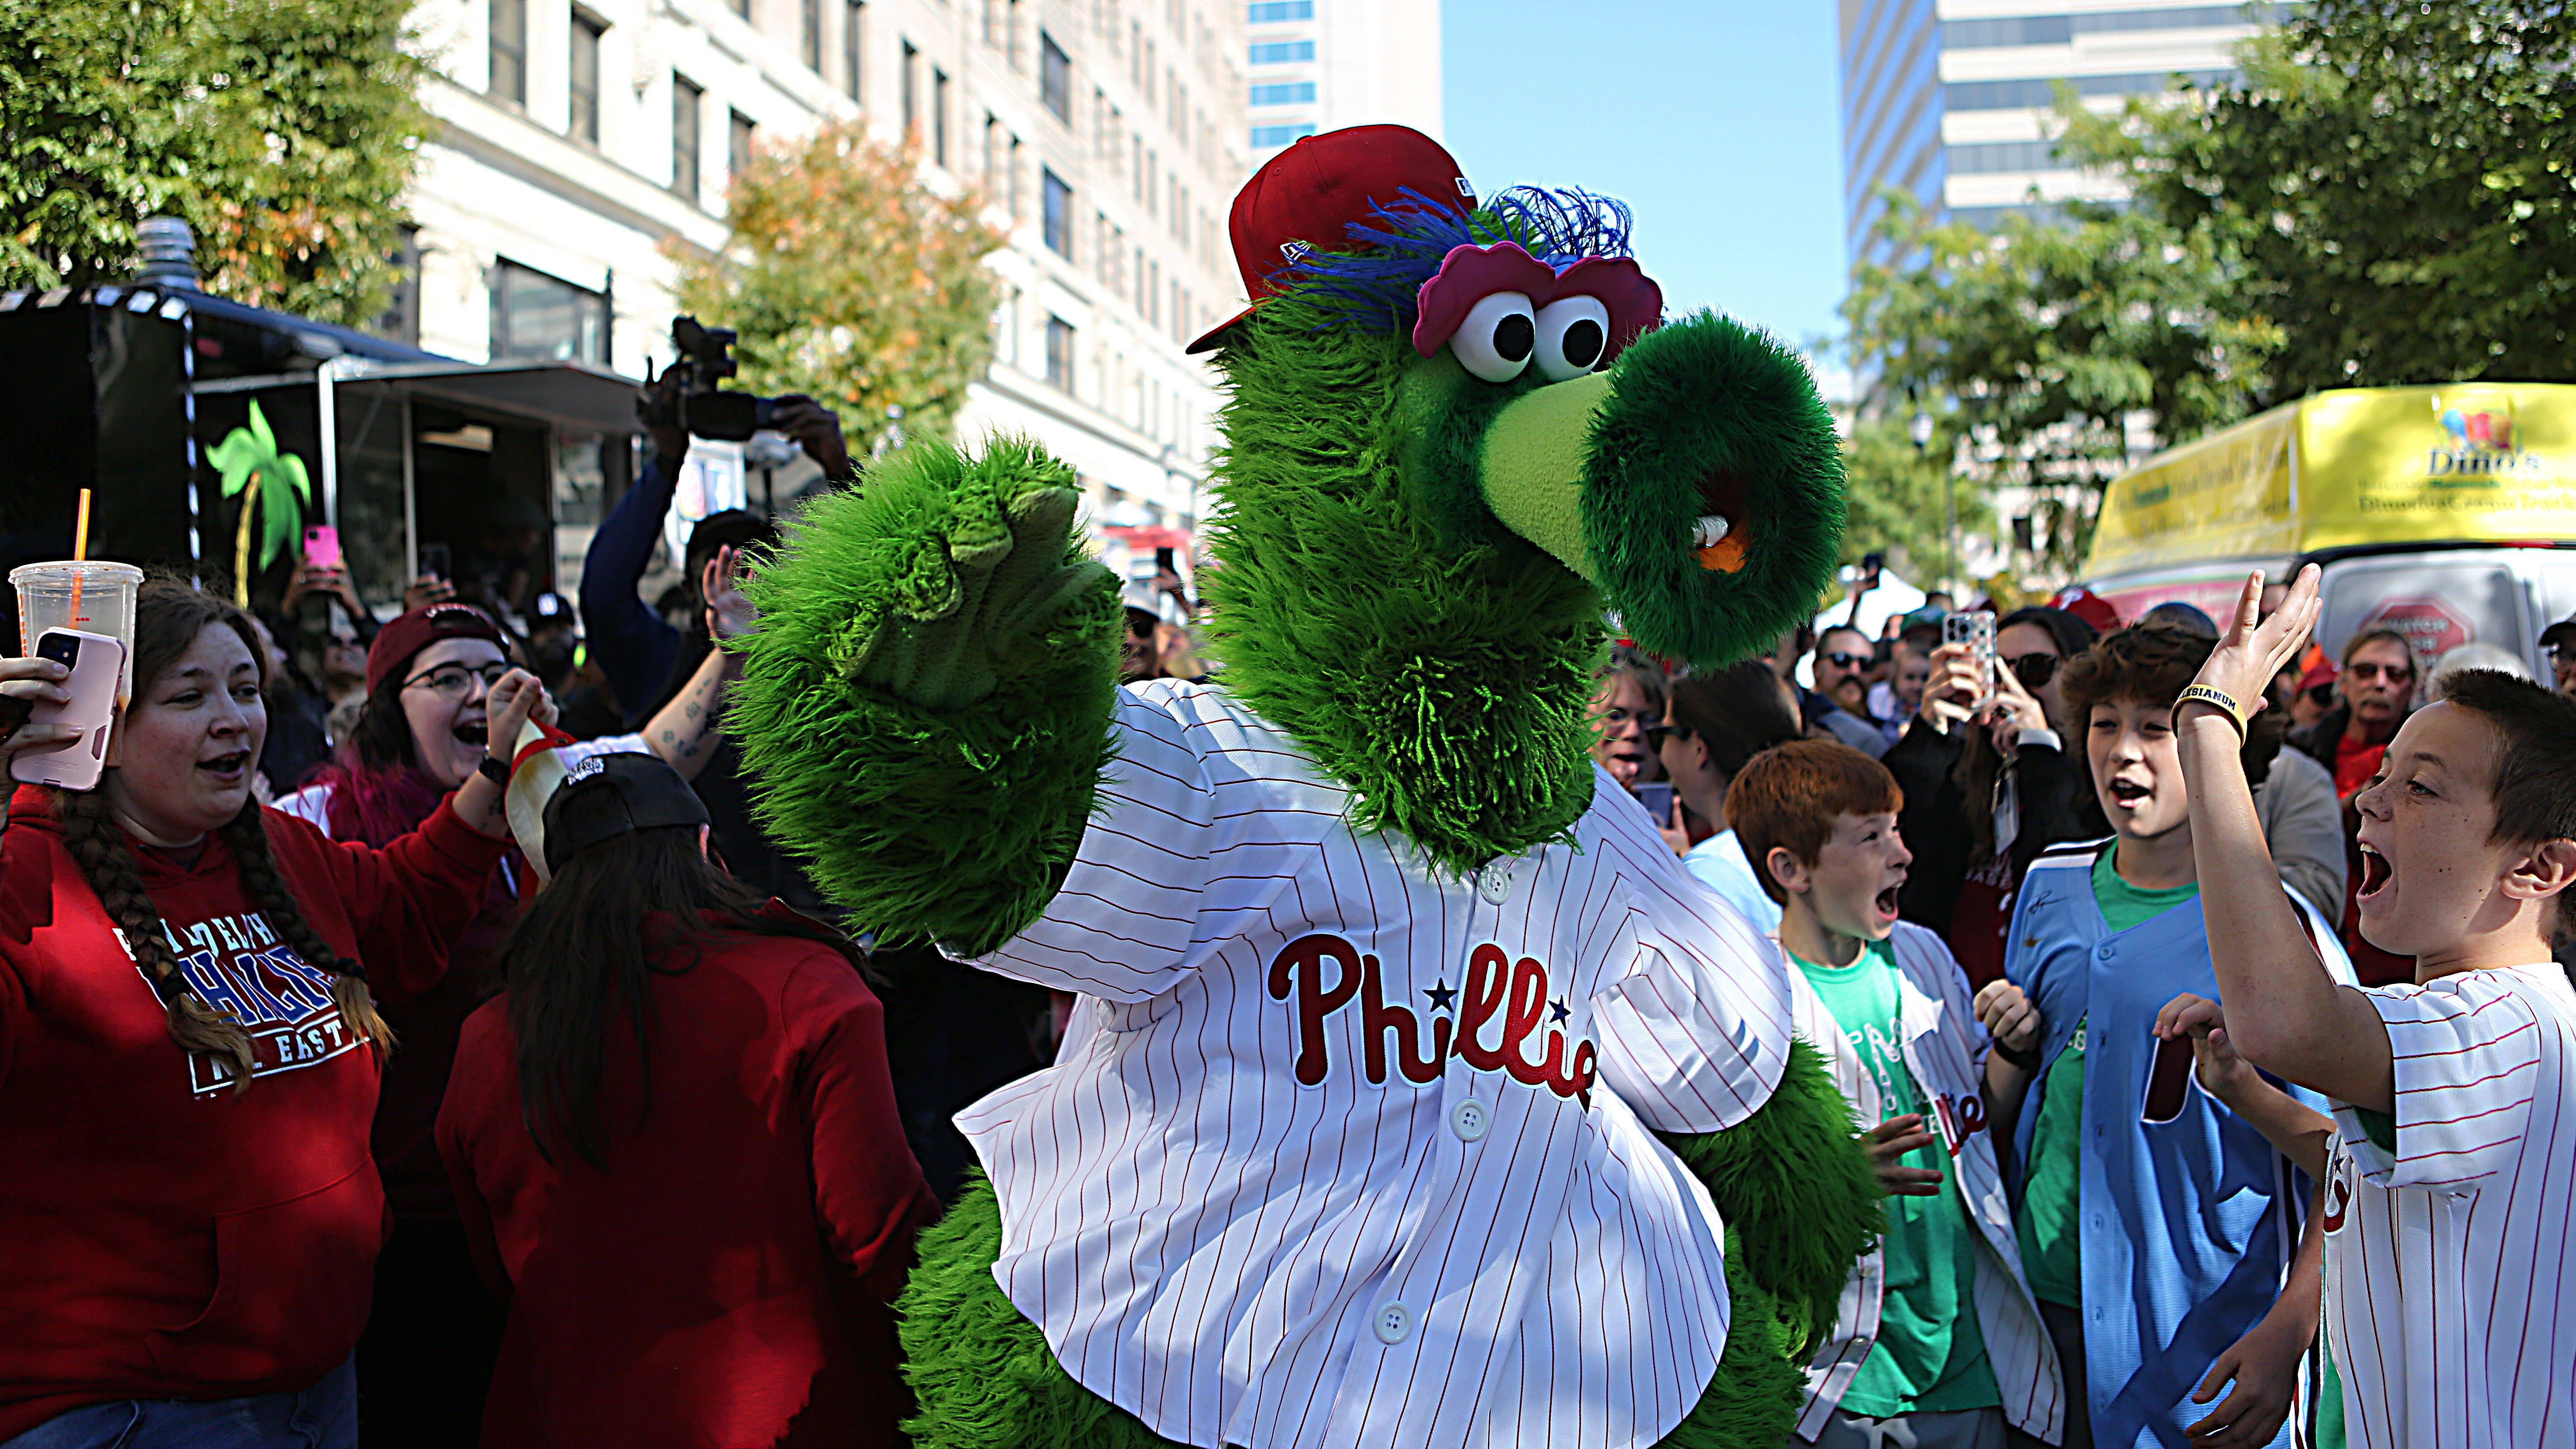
[{"left": 732, "top": 126, "right": 1880, "bottom": 1449}]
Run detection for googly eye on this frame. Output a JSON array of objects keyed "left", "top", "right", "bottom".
[
  {"left": 1449, "top": 291, "right": 1536, "bottom": 383},
  {"left": 1533, "top": 296, "right": 1611, "bottom": 382}
]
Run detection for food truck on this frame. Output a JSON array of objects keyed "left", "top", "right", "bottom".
[{"left": 2084, "top": 383, "right": 2576, "bottom": 668}]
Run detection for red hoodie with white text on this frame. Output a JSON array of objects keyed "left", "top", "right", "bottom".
[{"left": 0, "top": 784, "right": 509, "bottom": 1439}]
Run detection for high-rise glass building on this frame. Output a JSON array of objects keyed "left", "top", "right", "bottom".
[
  {"left": 1841, "top": 2, "right": 2285, "bottom": 269},
  {"left": 1243, "top": 0, "right": 1441, "bottom": 165}
]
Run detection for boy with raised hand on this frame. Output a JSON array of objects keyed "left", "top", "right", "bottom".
[
  {"left": 1730, "top": 741, "right": 2063, "bottom": 1448},
  {"left": 2161, "top": 566, "right": 2576, "bottom": 1449},
  {"left": 1990, "top": 623, "right": 2352, "bottom": 1449}
]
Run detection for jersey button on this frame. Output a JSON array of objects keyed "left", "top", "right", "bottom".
[
  {"left": 1450, "top": 1097, "right": 1490, "bottom": 1142},
  {"left": 1373, "top": 1301, "right": 1412, "bottom": 1345},
  {"left": 1475, "top": 860, "right": 1515, "bottom": 904}
]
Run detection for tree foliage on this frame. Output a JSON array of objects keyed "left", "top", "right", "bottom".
[
  {"left": 1842, "top": 190, "right": 2277, "bottom": 570},
  {"left": 2067, "top": 1, "right": 2576, "bottom": 397},
  {"left": 671, "top": 119, "right": 1007, "bottom": 449},
  {"left": 1838, "top": 412, "right": 1993, "bottom": 586},
  {"left": 0, "top": 0, "right": 427, "bottom": 326}
]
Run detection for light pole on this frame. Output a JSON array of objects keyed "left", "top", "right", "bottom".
[{"left": 1910, "top": 409, "right": 1951, "bottom": 595}]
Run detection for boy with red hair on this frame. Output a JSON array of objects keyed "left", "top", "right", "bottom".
[{"left": 1731, "top": 740, "right": 2063, "bottom": 1447}]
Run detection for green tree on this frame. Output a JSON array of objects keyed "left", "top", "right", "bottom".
[
  {"left": 1842, "top": 189, "right": 2278, "bottom": 570},
  {"left": 2066, "top": 1, "right": 2576, "bottom": 397},
  {"left": 0, "top": 0, "right": 427, "bottom": 326},
  {"left": 670, "top": 120, "right": 1006, "bottom": 449},
  {"left": 1838, "top": 412, "right": 1993, "bottom": 588}
]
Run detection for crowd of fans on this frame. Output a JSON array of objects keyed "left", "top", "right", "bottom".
[{"left": 1588, "top": 567, "right": 2576, "bottom": 1448}]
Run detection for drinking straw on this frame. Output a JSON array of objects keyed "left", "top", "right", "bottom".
[{"left": 70, "top": 489, "right": 91, "bottom": 622}]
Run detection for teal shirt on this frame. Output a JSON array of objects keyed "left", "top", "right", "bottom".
[
  {"left": 1795, "top": 941, "right": 2002, "bottom": 1416},
  {"left": 2012, "top": 850, "right": 2201, "bottom": 1310}
]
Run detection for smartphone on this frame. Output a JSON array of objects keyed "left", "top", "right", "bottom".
[
  {"left": 303, "top": 524, "right": 342, "bottom": 572},
  {"left": 1944, "top": 610, "right": 1998, "bottom": 696},
  {"left": 2141, "top": 1030, "right": 2197, "bottom": 1125},
  {"left": 1636, "top": 781, "right": 1675, "bottom": 826},
  {"left": 419, "top": 541, "right": 451, "bottom": 580},
  {"left": 11, "top": 629, "right": 126, "bottom": 791}
]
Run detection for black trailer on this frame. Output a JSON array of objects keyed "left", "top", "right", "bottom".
[{"left": 0, "top": 274, "right": 641, "bottom": 635}]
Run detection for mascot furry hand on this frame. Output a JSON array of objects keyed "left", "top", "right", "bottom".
[{"left": 734, "top": 126, "right": 1880, "bottom": 1449}]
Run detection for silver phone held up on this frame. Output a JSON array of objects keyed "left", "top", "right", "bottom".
[{"left": 1944, "top": 609, "right": 1996, "bottom": 699}]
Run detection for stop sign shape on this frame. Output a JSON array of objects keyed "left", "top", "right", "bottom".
[{"left": 2358, "top": 596, "right": 2473, "bottom": 667}]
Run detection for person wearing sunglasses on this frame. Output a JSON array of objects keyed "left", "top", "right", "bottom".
[
  {"left": 2294, "top": 630, "right": 2417, "bottom": 798},
  {"left": 2288, "top": 628, "right": 2424, "bottom": 986},
  {"left": 2543, "top": 612, "right": 2576, "bottom": 699}
]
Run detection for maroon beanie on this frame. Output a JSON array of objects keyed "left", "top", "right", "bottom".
[{"left": 366, "top": 602, "right": 510, "bottom": 695}]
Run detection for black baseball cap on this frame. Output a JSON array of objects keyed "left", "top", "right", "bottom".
[
  {"left": 2542, "top": 613, "right": 2576, "bottom": 652},
  {"left": 539, "top": 751, "right": 709, "bottom": 874}
]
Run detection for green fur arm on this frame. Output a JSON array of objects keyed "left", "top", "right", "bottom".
[
  {"left": 728, "top": 438, "right": 1121, "bottom": 954},
  {"left": 1663, "top": 1036, "right": 1882, "bottom": 1360}
]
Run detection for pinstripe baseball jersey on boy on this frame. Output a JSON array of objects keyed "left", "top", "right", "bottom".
[
  {"left": 950, "top": 679, "right": 1797, "bottom": 1449},
  {"left": 2321, "top": 962, "right": 2576, "bottom": 1449},
  {"left": 1789, "top": 921, "right": 2063, "bottom": 1444}
]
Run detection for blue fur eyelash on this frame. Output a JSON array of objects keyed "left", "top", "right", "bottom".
[{"left": 1275, "top": 186, "right": 1638, "bottom": 335}]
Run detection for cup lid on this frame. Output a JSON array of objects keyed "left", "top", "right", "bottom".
[{"left": 10, "top": 561, "right": 146, "bottom": 585}]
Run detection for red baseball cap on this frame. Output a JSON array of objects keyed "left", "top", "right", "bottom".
[
  {"left": 1186, "top": 124, "right": 1477, "bottom": 355},
  {"left": 367, "top": 602, "right": 510, "bottom": 696}
]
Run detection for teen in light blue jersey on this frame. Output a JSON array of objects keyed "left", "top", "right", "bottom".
[{"left": 1992, "top": 624, "right": 2351, "bottom": 1449}]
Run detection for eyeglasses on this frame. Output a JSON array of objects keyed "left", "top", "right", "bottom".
[
  {"left": 2346, "top": 661, "right": 2415, "bottom": 685},
  {"left": 1819, "top": 651, "right": 1872, "bottom": 671},
  {"left": 1643, "top": 723, "right": 1691, "bottom": 749},
  {"left": 402, "top": 661, "right": 511, "bottom": 699},
  {"left": 2006, "top": 652, "right": 2059, "bottom": 689},
  {"left": 2305, "top": 683, "right": 2337, "bottom": 706}
]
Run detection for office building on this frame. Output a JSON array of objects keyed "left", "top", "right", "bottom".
[
  {"left": 1841, "top": 0, "right": 2280, "bottom": 269},
  {"left": 399, "top": 0, "right": 1253, "bottom": 592},
  {"left": 1243, "top": 0, "right": 1440, "bottom": 163}
]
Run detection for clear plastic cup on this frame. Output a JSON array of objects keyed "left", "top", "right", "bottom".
[{"left": 12, "top": 561, "right": 145, "bottom": 707}]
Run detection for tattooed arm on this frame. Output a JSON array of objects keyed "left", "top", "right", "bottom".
[{"left": 643, "top": 545, "right": 753, "bottom": 783}]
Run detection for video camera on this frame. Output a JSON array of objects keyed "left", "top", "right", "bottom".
[{"left": 638, "top": 315, "right": 777, "bottom": 442}]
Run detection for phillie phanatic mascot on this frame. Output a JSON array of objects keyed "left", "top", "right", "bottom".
[{"left": 731, "top": 125, "right": 1882, "bottom": 1449}]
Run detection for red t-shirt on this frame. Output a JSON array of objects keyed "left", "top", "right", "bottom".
[
  {"left": 2333, "top": 733, "right": 2388, "bottom": 796},
  {"left": 0, "top": 786, "right": 509, "bottom": 1440},
  {"left": 438, "top": 917, "right": 939, "bottom": 1449}
]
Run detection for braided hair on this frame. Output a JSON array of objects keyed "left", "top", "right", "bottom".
[{"left": 48, "top": 577, "right": 393, "bottom": 1093}]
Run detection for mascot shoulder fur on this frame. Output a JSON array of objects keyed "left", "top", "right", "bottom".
[{"left": 732, "top": 124, "right": 1880, "bottom": 1449}]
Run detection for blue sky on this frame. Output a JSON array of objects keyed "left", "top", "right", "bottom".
[{"left": 1442, "top": 0, "right": 1850, "bottom": 374}]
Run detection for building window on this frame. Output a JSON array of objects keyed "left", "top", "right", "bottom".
[
  {"left": 1246, "top": 0, "right": 1312, "bottom": 21},
  {"left": 1044, "top": 315, "right": 1074, "bottom": 390},
  {"left": 489, "top": 0, "right": 527, "bottom": 104},
  {"left": 1007, "top": 134, "right": 1023, "bottom": 216},
  {"left": 491, "top": 260, "right": 606, "bottom": 363},
  {"left": 568, "top": 11, "right": 604, "bottom": 144},
  {"left": 1943, "top": 69, "right": 2235, "bottom": 112},
  {"left": 1248, "top": 39, "right": 1314, "bottom": 64},
  {"left": 730, "top": 110, "right": 757, "bottom": 187},
  {"left": 729, "top": 0, "right": 749, "bottom": 18},
  {"left": 672, "top": 76, "right": 703, "bottom": 201},
  {"left": 933, "top": 68, "right": 951, "bottom": 166},
  {"left": 1947, "top": 139, "right": 2067, "bottom": 175},
  {"left": 1250, "top": 122, "right": 1314, "bottom": 148},
  {"left": 902, "top": 41, "right": 918, "bottom": 134},
  {"left": 1249, "top": 81, "right": 1315, "bottom": 107},
  {"left": 844, "top": 1, "right": 864, "bottom": 101},
  {"left": 1039, "top": 31, "right": 1071, "bottom": 121},
  {"left": 1042, "top": 168, "right": 1072, "bottom": 257}
]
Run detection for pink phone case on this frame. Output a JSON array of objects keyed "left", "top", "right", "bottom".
[{"left": 12, "top": 629, "right": 126, "bottom": 791}]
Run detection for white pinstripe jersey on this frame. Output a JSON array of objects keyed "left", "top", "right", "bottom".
[
  {"left": 952, "top": 680, "right": 1797, "bottom": 1449},
  {"left": 1788, "top": 921, "right": 2062, "bottom": 1444},
  {"left": 2321, "top": 963, "right": 2576, "bottom": 1449}
]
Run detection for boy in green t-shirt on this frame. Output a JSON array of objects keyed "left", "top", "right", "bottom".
[{"left": 1731, "top": 742, "right": 2062, "bottom": 1447}]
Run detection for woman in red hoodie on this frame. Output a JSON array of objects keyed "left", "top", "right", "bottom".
[
  {"left": 0, "top": 579, "right": 546, "bottom": 1449},
  {"left": 437, "top": 752, "right": 938, "bottom": 1449}
]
